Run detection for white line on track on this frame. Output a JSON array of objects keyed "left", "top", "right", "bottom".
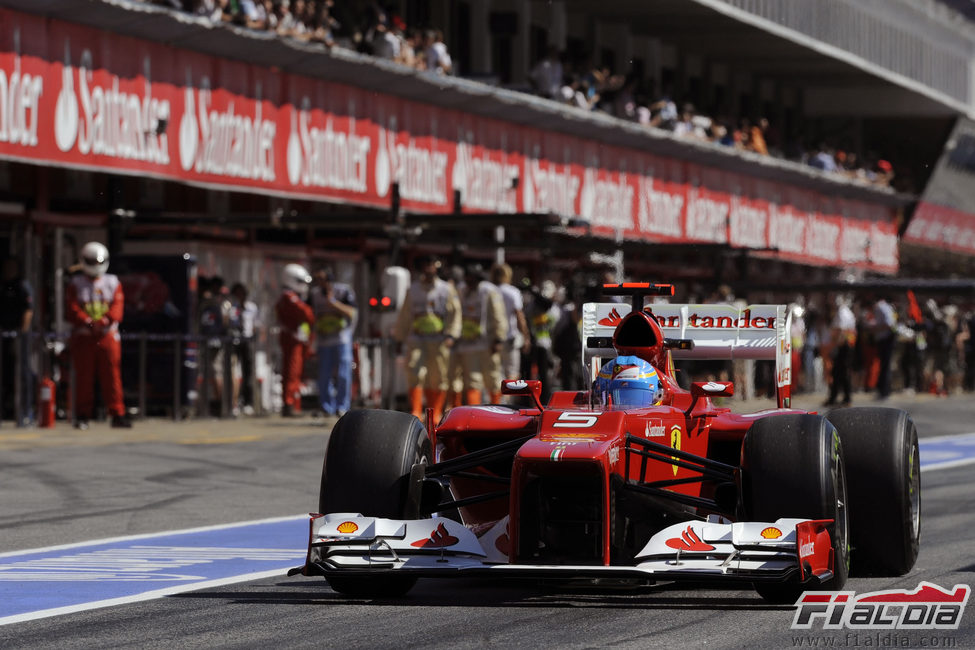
[
  {"left": 918, "top": 430, "right": 975, "bottom": 444},
  {"left": 0, "top": 568, "right": 292, "bottom": 626},
  {"left": 920, "top": 431, "right": 975, "bottom": 473},
  {"left": 0, "top": 514, "right": 307, "bottom": 559}
]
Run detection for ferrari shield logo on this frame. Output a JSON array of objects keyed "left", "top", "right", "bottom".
[{"left": 670, "top": 426, "right": 681, "bottom": 476}]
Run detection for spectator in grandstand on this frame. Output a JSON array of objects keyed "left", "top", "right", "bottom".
[
  {"left": 368, "top": 14, "right": 401, "bottom": 60},
  {"left": 282, "top": 0, "right": 311, "bottom": 39},
  {"left": 530, "top": 46, "right": 564, "bottom": 100},
  {"left": 748, "top": 118, "right": 769, "bottom": 156},
  {"left": 186, "top": 0, "right": 221, "bottom": 21},
  {"left": 395, "top": 28, "right": 424, "bottom": 69},
  {"left": 423, "top": 29, "right": 452, "bottom": 75},
  {"left": 276, "top": 0, "right": 301, "bottom": 37},
  {"left": 310, "top": 267, "right": 358, "bottom": 417},
  {"left": 648, "top": 93, "right": 678, "bottom": 130},
  {"left": 808, "top": 143, "right": 839, "bottom": 173},
  {"left": 713, "top": 119, "right": 735, "bottom": 147},
  {"left": 305, "top": 0, "right": 337, "bottom": 47},
  {"left": 874, "top": 159, "right": 895, "bottom": 187},
  {"left": 673, "top": 104, "right": 710, "bottom": 140},
  {"left": 218, "top": 0, "right": 263, "bottom": 29}
]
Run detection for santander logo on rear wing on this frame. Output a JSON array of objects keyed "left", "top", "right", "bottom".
[{"left": 581, "top": 301, "right": 793, "bottom": 406}]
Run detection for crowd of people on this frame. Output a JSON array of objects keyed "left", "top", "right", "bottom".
[
  {"left": 2, "top": 245, "right": 975, "bottom": 425},
  {"left": 793, "top": 291, "right": 975, "bottom": 405},
  {"left": 145, "top": 0, "right": 914, "bottom": 191},
  {"left": 527, "top": 50, "right": 900, "bottom": 190},
  {"left": 141, "top": 0, "right": 903, "bottom": 190},
  {"left": 148, "top": 0, "right": 453, "bottom": 73}
]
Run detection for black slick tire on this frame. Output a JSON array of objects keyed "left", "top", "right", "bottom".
[
  {"left": 741, "top": 414, "right": 850, "bottom": 603},
  {"left": 826, "top": 407, "right": 920, "bottom": 577},
  {"left": 318, "top": 409, "right": 430, "bottom": 597}
]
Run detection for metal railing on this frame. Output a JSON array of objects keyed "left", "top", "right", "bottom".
[{"left": 0, "top": 329, "right": 391, "bottom": 427}]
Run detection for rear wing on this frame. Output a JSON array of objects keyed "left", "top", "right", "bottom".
[{"left": 581, "top": 302, "right": 793, "bottom": 407}]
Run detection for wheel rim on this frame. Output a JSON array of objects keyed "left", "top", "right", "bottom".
[{"left": 908, "top": 441, "right": 920, "bottom": 540}]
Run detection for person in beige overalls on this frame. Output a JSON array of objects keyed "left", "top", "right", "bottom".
[
  {"left": 449, "top": 264, "right": 508, "bottom": 405},
  {"left": 394, "top": 255, "right": 461, "bottom": 422}
]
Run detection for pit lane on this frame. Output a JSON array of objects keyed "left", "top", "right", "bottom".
[{"left": 1, "top": 394, "right": 973, "bottom": 648}]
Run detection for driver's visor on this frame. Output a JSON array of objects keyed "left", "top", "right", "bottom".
[{"left": 610, "top": 387, "right": 654, "bottom": 409}]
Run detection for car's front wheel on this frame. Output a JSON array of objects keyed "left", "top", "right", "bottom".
[
  {"left": 318, "top": 409, "right": 431, "bottom": 597},
  {"left": 827, "top": 407, "right": 920, "bottom": 576},
  {"left": 741, "top": 414, "right": 849, "bottom": 603}
]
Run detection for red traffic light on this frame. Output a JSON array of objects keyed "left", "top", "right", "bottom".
[
  {"left": 369, "top": 297, "right": 379, "bottom": 307},
  {"left": 381, "top": 296, "right": 392, "bottom": 307}
]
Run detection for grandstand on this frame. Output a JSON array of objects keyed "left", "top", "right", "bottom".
[{"left": 1, "top": 0, "right": 974, "bottom": 326}]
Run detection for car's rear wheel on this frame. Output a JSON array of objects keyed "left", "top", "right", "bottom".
[
  {"left": 826, "top": 407, "right": 920, "bottom": 576},
  {"left": 319, "top": 409, "right": 430, "bottom": 597},
  {"left": 741, "top": 414, "right": 849, "bottom": 604}
]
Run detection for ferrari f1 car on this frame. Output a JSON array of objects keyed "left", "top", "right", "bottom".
[{"left": 291, "top": 283, "right": 921, "bottom": 602}]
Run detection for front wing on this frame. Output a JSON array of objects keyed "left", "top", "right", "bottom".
[{"left": 292, "top": 514, "right": 836, "bottom": 585}]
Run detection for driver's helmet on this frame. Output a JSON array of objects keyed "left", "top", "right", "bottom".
[{"left": 594, "top": 355, "right": 662, "bottom": 408}]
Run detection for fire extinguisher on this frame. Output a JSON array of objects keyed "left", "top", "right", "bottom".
[{"left": 38, "top": 375, "right": 56, "bottom": 428}]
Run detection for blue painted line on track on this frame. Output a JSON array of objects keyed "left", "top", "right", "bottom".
[
  {"left": 0, "top": 515, "right": 308, "bottom": 625},
  {"left": 919, "top": 432, "right": 975, "bottom": 471}
]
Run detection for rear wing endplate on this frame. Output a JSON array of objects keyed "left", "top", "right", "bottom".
[{"left": 581, "top": 302, "right": 793, "bottom": 407}]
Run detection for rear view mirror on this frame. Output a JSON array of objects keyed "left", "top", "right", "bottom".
[
  {"left": 691, "top": 381, "right": 735, "bottom": 398},
  {"left": 500, "top": 379, "right": 544, "bottom": 410}
]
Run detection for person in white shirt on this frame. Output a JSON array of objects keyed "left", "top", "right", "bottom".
[
  {"left": 872, "top": 295, "right": 897, "bottom": 399},
  {"left": 230, "top": 282, "right": 260, "bottom": 415},
  {"left": 491, "top": 263, "right": 530, "bottom": 382},
  {"left": 530, "top": 46, "right": 563, "bottom": 99},
  {"left": 824, "top": 294, "right": 857, "bottom": 407},
  {"left": 424, "top": 29, "right": 452, "bottom": 75}
]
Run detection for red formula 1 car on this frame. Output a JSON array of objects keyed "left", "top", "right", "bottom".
[{"left": 292, "top": 283, "right": 921, "bottom": 602}]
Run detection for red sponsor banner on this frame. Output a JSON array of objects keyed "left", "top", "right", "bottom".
[
  {"left": 904, "top": 201, "right": 975, "bottom": 256},
  {"left": 0, "top": 8, "right": 898, "bottom": 272}
]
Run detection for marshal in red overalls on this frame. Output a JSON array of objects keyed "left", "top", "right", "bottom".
[
  {"left": 276, "top": 263, "right": 314, "bottom": 416},
  {"left": 66, "top": 242, "right": 129, "bottom": 428}
]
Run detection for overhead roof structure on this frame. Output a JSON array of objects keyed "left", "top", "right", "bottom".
[{"left": 567, "top": 0, "right": 975, "bottom": 118}]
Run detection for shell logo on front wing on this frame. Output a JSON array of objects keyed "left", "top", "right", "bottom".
[
  {"left": 410, "top": 522, "right": 460, "bottom": 548},
  {"left": 336, "top": 521, "right": 359, "bottom": 534},
  {"left": 760, "top": 526, "right": 783, "bottom": 539}
]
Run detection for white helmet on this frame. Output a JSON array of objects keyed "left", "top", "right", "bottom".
[
  {"left": 282, "top": 263, "right": 311, "bottom": 299},
  {"left": 80, "top": 241, "right": 110, "bottom": 277}
]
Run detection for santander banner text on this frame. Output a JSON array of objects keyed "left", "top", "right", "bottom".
[{"left": 0, "top": 8, "right": 897, "bottom": 272}]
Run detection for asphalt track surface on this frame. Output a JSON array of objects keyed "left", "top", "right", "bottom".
[{"left": 1, "top": 392, "right": 974, "bottom": 649}]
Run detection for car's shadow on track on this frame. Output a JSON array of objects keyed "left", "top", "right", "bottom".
[{"left": 171, "top": 578, "right": 793, "bottom": 611}]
